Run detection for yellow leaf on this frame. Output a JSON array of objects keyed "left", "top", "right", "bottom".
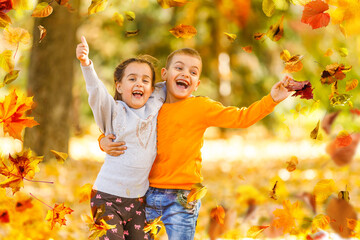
[
  {"left": 272, "top": 200, "right": 301, "bottom": 234},
  {"left": 125, "top": 11, "right": 135, "bottom": 21},
  {"left": 169, "top": 24, "right": 197, "bottom": 39},
  {"left": 0, "top": 50, "right": 14, "bottom": 74},
  {"left": 246, "top": 225, "right": 270, "bottom": 238},
  {"left": 312, "top": 214, "right": 330, "bottom": 232},
  {"left": 31, "top": 2, "right": 53, "bottom": 18},
  {"left": 280, "top": 49, "right": 304, "bottom": 73},
  {"left": 3, "top": 27, "right": 31, "bottom": 47},
  {"left": 280, "top": 49, "right": 291, "bottom": 61},
  {"left": 38, "top": 25, "right": 47, "bottom": 43},
  {"left": 187, "top": 183, "right": 207, "bottom": 203},
  {"left": 313, "top": 179, "right": 337, "bottom": 202},
  {"left": 338, "top": 47, "right": 348, "bottom": 57},
  {"left": 269, "top": 180, "right": 278, "bottom": 200},
  {"left": 224, "top": 32, "right": 237, "bottom": 42},
  {"left": 78, "top": 183, "right": 94, "bottom": 203},
  {"left": 262, "top": 0, "right": 275, "bottom": 17},
  {"left": 50, "top": 150, "right": 68, "bottom": 163},
  {"left": 286, "top": 156, "right": 298, "bottom": 172},
  {"left": 0, "top": 12, "right": 12, "bottom": 29},
  {"left": 210, "top": 205, "right": 225, "bottom": 225},
  {"left": 266, "top": 15, "right": 284, "bottom": 41},
  {"left": 157, "top": 0, "right": 189, "bottom": 8},
  {"left": 88, "top": 0, "right": 108, "bottom": 15},
  {"left": 310, "top": 120, "right": 321, "bottom": 140},
  {"left": 346, "top": 79, "right": 358, "bottom": 91},
  {"left": 112, "top": 12, "right": 124, "bottom": 26},
  {"left": 1, "top": 70, "right": 20, "bottom": 88},
  {"left": 324, "top": 48, "right": 333, "bottom": 57}
]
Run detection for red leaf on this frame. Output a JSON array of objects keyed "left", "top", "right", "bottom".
[
  {"left": 0, "top": 209, "right": 9, "bottom": 223},
  {"left": 301, "top": 0, "right": 330, "bottom": 29},
  {"left": 0, "top": 0, "right": 13, "bottom": 13},
  {"left": 285, "top": 78, "right": 314, "bottom": 100}
]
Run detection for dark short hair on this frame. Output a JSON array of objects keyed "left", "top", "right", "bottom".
[
  {"left": 113, "top": 56, "right": 156, "bottom": 100},
  {"left": 165, "top": 48, "right": 202, "bottom": 70}
]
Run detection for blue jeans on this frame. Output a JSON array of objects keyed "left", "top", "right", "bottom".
[{"left": 145, "top": 187, "right": 201, "bottom": 240}]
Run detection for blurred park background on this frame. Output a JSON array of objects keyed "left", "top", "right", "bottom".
[{"left": 1, "top": 0, "right": 360, "bottom": 239}]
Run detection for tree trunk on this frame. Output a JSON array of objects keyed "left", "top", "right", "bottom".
[{"left": 24, "top": 1, "right": 79, "bottom": 158}]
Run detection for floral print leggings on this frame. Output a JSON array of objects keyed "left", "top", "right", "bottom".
[{"left": 91, "top": 190, "right": 149, "bottom": 240}]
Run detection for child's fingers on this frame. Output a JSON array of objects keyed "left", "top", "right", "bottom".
[{"left": 81, "top": 36, "right": 88, "bottom": 47}]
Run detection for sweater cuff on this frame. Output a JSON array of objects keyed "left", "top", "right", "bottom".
[{"left": 264, "top": 93, "right": 279, "bottom": 109}]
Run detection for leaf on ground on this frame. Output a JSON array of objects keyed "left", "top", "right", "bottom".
[
  {"left": 335, "top": 130, "right": 352, "bottom": 147},
  {"left": 169, "top": 24, "right": 197, "bottom": 39},
  {"left": 313, "top": 179, "right": 337, "bottom": 202},
  {"left": 88, "top": 0, "right": 108, "bottom": 15},
  {"left": 0, "top": 149, "right": 43, "bottom": 194},
  {"left": 187, "top": 183, "right": 207, "bottom": 203},
  {"left": 210, "top": 205, "right": 225, "bottom": 225},
  {"left": 246, "top": 225, "right": 269, "bottom": 238},
  {"left": 301, "top": 0, "right": 330, "bottom": 29},
  {"left": 46, "top": 203, "right": 74, "bottom": 229},
  {"left": 50, "top": 150, "right": 68, "bottom": 163},
  {"left": 0, "top": 89, "right": 39, "bottom": 140}
]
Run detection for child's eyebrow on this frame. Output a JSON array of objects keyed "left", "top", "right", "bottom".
[
  {"left": 174, "top": 61, "right": 200, "bottom": 70},
  {"left": 127, "top": 73, "right": 151, "bottom": 78}
]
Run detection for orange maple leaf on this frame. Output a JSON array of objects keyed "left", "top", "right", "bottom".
[
  {"left": 320, "top": 63, "right": 352, "bottom": 85},
  {"left": 46, "top": 203, "right": 74, "bottom": 229},
  {"left": 301, "top": 0, "right": 330, "bottom": 29},
  {"left": 0, "top": 89, "right": 39, "bottom": 140},
  {"left": 169, "top": 24, "right": 197, "bottom": 39},
  {"left": 210, "top": 205, "right": 225, "bottom": 225},
  {"left": 0, "top": 149, "right": 44, "bottom": 194},
  {"left": 272, "top": 200, "right": 301, "bottom": 234}
]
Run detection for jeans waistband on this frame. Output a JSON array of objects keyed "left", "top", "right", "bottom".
[{"left": 148, "top": 187, "right": 188, "bottom": 193}]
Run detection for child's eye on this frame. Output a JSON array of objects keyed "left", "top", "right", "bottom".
[
  {"left": 175, "top": 66, "right": 182, "bottom": 70},
  {"left": 191, "top": 71, "right": 198, "bottom": 76},
  {"left": 143, "top": 79, "right": 150, "bottom": 83},
  {"left": 129, "top": 78, "right": 136, "bottom": 81}
]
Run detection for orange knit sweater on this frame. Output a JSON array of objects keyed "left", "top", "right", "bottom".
[{"left": 148, "top": 94, "right": 278, "bottom": 190}]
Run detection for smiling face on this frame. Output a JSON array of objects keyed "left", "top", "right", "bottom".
[
  {"left": 116, "top": 62, "right": 154, "bottom": 109},
  {"left": 162, "top": 54, "right": 202, "bottom": 103}
]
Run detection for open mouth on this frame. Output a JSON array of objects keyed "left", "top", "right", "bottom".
[
  {"left": 132, "top": 90, "right": 143, "bottom": 98},
  {"left": 176, "top": 80, "right": 190, "bottom": 89}
]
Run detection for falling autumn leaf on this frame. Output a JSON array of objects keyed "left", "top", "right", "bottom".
[
  {"left": 144, "top": 216, "right": 163, "bottom": 238},
  {"left": 223, "top": 32, "right": 237, "bottom": 42},
  {"left": 269, "top": 181, "right": 278, "bottom": 200},
  {"left": 311, "top": 214, "right": 330, "bottom": 232},
  {"left": 0, "top": 149, "right": 44, "bottom": 194},
  {"left": 313, "top": 179, "right": 337, "bottom": 202},
  {"left": 187, "top": 183, "right": 208, "bottom": 203},
  {"left": 242, "top": 45, "right": 253, "bottom": 53},
  {"left": 169, "top": 24, "right": 197, "bottom": 39},
  {"left": 286, "top": 156, "right": 298, "bottom": 172},
  {"left": 157, "top": 0, "right": 189, "bottom": 9},
  {"left": 338, "top": 47, "right": 348, "bottom": 57},
  {"left": 31, "top": 2, "right": 53, "bottom": 18},
  {"left": 112, "top": 12, "right": 124, "bottom": 26},
  {"left": 82, "top": 205, "right": 116, "bottom": 239},
  {"left": 280, "top": 50, "right": 304, "bottom": 73},
  {"left": 330, "top": 93, "right": 351, "bottom": 107},
  {"left": 210, "top": 205, "right": 225, "bottom": 225},
  {"left": 0, "top": 12, "right": 12, "bottom": 29},
  {"left": 0, "top": 50, "right": 14, "bottom": 73},
  {"left": 246, "top": 225, "right": 270, "bottom": 238},
  {"left": 15, "top": 195, "right": 33, "bottom": 212},
  {"left": 266, "top": 15, "right": 284, "bottom": 41},
  {"left": 324, "top": 48, "right": 333, "bottom": 57},
  {"left": 272, "top": 200, "right": 301, "bottom": 234},
  {"left": 88, "top": 0, "right": 108, "bottom": 15},
  {"left": 328, "top": 0, "right": 360, "bottom": 36},
  {"left": 0, "top": 89, "right": 39, "bottom": 140},
  {"left": 0, "top": 209, "right": 10, "bottom": 223},
  {"left": 310, "top": 120, "right": 323, "bottom": 140},
  {"left": 125, "top": 30, "right": 139, "bottom": 37},
  {"left": 3, "top": 26, "right": 30, "bottom": 58},
  {"left": 125, "top": 11, "right": 135, "bottom": 21},
  {"left": 45, "top": 203, "right": 74, "bottom": 229},
  {"left": 50, "top": 150, "right": 68, "bottom": 163},
  {"left": 320, "top": 63, "right": 352, "bottom": 85},
  {"left": 254, "top": 32, "right": 266, "bottom": 40},
  {"left": 38, "top": 25, "right": 46, "bottom": 43},
  {"left": 338, "top": 186, "right": 350, "bottom": 202},
  {"left": 262, "top": 0, "right": 275, "bottom": 17},
  {"left": 78, "top": 183, "right": 95, "bottom": 203},
  {"left": 346, "top": 79, "right": 358, "bottom": 92},
  {"left": 301, "top": 0, "right": 330, "bottom": 29},
  {"left": 1, "top": 70, "right": 20, "bottom": 88},
  {"left": 335, "top": 130, "right": 352, "bottom": 147}
]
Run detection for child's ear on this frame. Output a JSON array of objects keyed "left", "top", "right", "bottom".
[
  {"left": 116, "top": 82, "right": 122, "bottom": 94},
  {"left": 161, "top": 68, "right": 167, "bottom": 81},
  {"left": 194, "top": 80, "right": 201, "bottom": 91}
]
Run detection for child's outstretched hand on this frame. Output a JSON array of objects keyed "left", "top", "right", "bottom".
[
  {"left": 76, "top": 36, "right": 90, "bottom": 66},
  {"left": 270, "top": 76, "right": 293, "bottom": 103}
]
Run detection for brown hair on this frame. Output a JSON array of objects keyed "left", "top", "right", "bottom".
[
  {"left": 165, "top": 48, "right": 202, "bottom": 70},
  {"left": 113, "top": 56, "right": 156, "bottom": 100}
]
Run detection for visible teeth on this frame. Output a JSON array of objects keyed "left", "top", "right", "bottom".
[
  {"left": 132, "top": 91, "right": 143, "bottom": 96},
  {"left": 176, "top": 80, "right": 189, "bottom": 86}
]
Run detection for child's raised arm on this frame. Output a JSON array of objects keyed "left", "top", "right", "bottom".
[
  {"left": 270, "top": 76, "right": 293, "bottom": 102},
  {"left": 76, "top": 36, "right": 91, "bottom": 66}
]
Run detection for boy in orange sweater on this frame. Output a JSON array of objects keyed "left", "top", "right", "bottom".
[{"left": 100, "top": 48, "right": 291, "bottom": 239}]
